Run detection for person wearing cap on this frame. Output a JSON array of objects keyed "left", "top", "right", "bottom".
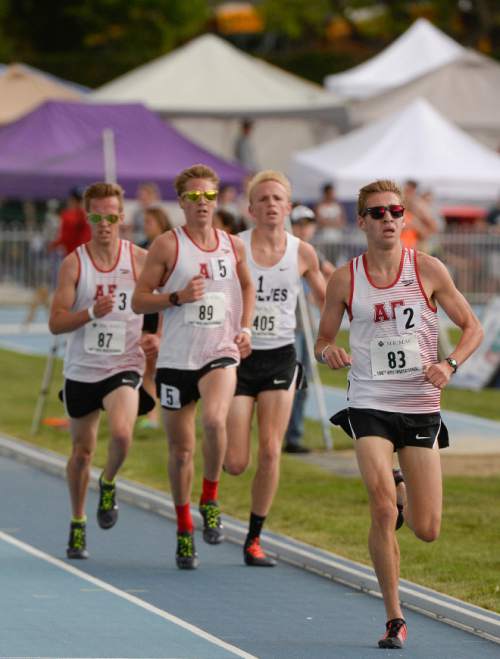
[{"left": 284, "top": 205, "right": 335, "bottom": 453}]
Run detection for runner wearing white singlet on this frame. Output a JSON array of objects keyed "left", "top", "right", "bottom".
[
  {"left": 49, "top": 182, "right": 159, "bottom": 560},
  {"left": 224, "top": 170, "right": 325, "bottom": 567},
  {"left": 315, "top": 179, "right": 483, "bottom": 649},
  {"left": 132, "top": 164, "right": 254, "bottom": 570}
]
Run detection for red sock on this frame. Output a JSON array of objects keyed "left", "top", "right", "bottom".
[
  {"left": 175, "top": 503, "right": 193, "bottom": 533},
  {"left": 200, "top": 478, "right": 218, "bottom": 504}
]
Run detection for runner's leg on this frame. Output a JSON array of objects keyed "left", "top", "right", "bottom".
[
  {"left": 355, "top": 436, "right": 403, "bottom": 621},
  {"left": 67, "top": 410, "right": 100, "bottom": 518},
  {"left": 163, "top": 402, "right": 197, "bottom": 505},
  {"left": 224, "top": 395, "right": 255, "bottom": 475},
  {"left": 102, "top": 385, "right": 140, "bottom": 481}
]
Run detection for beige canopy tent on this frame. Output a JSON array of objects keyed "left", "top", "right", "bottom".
[
  {"left": 0, "top": 64, "right": 83, "bottom": 124},
  {"left": 91, "top": 34, "right": 345, "bottom": 171}
]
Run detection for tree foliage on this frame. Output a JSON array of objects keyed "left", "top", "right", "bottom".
[{"left": 3, "top": 0, "right": 211, "bottom": 86}]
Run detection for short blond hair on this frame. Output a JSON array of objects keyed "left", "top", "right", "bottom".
[
  {"left": 84, "top": 182, "right": 125, "bottom": 212},
  {"left": 248, "top": 170, "right": 291, "bottom": 202},
  {"left": 174, "top": 164, "right": 219, "bottom": 196},
  {"left": 357, "top": 180, "right": 402, "bottom": 215}
]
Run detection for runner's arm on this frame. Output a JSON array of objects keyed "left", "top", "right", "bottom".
[
  {"left": 314, "top": 264, "right": 352, "bottom": 369},
  {"left": 300, "top": 241, "right": 326, "bottom": 308},
  {"left": 48, "top": 253, "right": 108, "bottom": 334},
  {"left": 420, "top": 254, "right": 484, "bottom": 386},
  {"left": 233, "top": 236, "right": 255, "bottom": 330}
]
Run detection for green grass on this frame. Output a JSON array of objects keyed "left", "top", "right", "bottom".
[{"left": 1, "top": 347, "right": 500, "bottom": 612}]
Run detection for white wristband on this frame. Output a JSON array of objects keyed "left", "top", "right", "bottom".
[
  {"left": 87, "top": 306, "right": 96, "bottom": 321},
  {"left": 241, "top": 327, "right": 252, "bottom": 337},
  {"left": 320, "top": 345, "right": 330, "bottom": 363}
]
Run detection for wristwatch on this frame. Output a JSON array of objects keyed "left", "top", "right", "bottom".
[
  {"left": 169, "top": 292, "right": 181, "bottom": 307},
  {"left": 445, "top": 357, "right": 458, "bottom": 373}
]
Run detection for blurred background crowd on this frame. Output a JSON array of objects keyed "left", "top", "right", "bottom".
[{"left": 1, "top": 0, "right": 500, "bottom": 310}]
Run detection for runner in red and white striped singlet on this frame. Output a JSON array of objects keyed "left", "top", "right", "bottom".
[
  {"left": 348, "top": 247, "right": 440, "bottom": 414},
  {"left": 315, "top": 179, "right": 483, "bottom": 650}
]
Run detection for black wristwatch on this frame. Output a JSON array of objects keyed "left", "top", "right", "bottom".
[
  {"left": 445, "top": 357, "right": 458, "bottom": 373},
  {"left": 169, "top": 292, "right": 181, "bottom": 307}
]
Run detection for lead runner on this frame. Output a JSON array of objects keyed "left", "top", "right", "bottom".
[{"left": 315, "top": 179, "right": 483, "bottom": 649}]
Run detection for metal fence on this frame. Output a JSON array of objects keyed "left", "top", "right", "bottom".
[{"left": 0, "top": 228, "right": 499, "bottom": 304}]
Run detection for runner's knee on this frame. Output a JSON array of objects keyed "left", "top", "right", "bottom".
[
  {"left": 201, "top": 412, "right": 225, "bottom": 437},
  {"left": 370, "top": 498, "right": 398, "bottom": 530},
  {"left": 258, "top": 439, "right": 281, "bottom": 467},
  {"left": 412, "top": 518, "right": 440, "bottom": 543},
  {"left": 223, "top": 455, "right": 248, "bottom": 476}
]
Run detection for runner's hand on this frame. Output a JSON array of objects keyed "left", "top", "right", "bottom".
[
  {"left": 141, "top": 333, "right": 160, "bottom": 359},
  {"left": 424, "top": 362, "right": 453, "bottom": 389},
  {"left": 235, "top": 332, "right": 252, "bottom": 359},
  {"left": 321, "top": 345, "right": 352, "bottom": 370},
  {"left": 93, "top": 294, "right": 114, "bottom": 318},
  {"left": 180, "top": 275, "right": 205, "bottom": 303}
]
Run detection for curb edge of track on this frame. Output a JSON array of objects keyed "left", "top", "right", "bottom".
[{"left": 1, "top": 433, "right": 499, "bottom": 644}]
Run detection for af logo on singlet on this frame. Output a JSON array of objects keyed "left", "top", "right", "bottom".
[
  {"left": 198, "top": 257, "right": 233, "bottom": 281},
  {"left": 370, "top": 299, "right": 423, "bottom": 379}
]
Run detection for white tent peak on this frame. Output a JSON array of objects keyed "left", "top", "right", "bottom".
[
  {"left": 288, "top": 97, "right": 500, "bottom": 201},
  {"left": 92, "top": 33, "right": 339, "bottom": 115},
  {"left": 324, "top": 18, "right": 465, "bottom": 99}
]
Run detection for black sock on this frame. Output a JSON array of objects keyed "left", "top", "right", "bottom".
[{"left": 245, "top": 512, "right": 266, "bottom": 547}]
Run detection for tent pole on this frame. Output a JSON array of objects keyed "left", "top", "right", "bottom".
[
  {"left": 30, "top": 335, "right": 60, "bottom": 435},
  {"left": 102, "top": 128, "right": 117, "bottom": 183}
]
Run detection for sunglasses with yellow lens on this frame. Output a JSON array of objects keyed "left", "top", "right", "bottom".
[
  {"left": 181, "top": 190, "right": 218, "bottom": 202},
  {"left": 88, "top": 213, "right": 120, "bottom": 224}
]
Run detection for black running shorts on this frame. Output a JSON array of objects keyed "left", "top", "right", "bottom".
[
  {"left": 60, "top": 370, "right": 154, "bottom": 419},
  {"left": 330, "top": 407, "right": 449, "bottom": 450},
  {"left": 156, "top": 357, "right": 238, "bottom": 410},
  {"left": 235, "top": 343, "right": 300, "bottom": 398}
]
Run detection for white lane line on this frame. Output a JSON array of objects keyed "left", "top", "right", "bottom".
[{"left": 0, "top": 531, "right": 258, "bottom": 659}]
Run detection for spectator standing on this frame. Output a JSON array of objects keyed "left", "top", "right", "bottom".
[
  {"left": 284, "top": 205, "right": 335, "bottom": 453},
  {"left": 234, "top": 119, "right": 258, "bottom": 172},
  {"left": 314, "top": 183, "right": 346, "bottom": 243}
]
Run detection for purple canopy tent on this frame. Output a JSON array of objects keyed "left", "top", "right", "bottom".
[{"left": 0, "top": 101, "right": 247, "bottom": 199}]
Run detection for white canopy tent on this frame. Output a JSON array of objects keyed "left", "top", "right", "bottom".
[
  {"left": 324, "top": 18, "right": 465, "bottom": 100},
  {"left": 348, "top": 50, "right": 500, "bottom": 149},
  {"left": 91, "top": 34, "right": 345, "bottom": 171},
  {"left": 288, "top": 98, "right": 500, "bottom": 202}
]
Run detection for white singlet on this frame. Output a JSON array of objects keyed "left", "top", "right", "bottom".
[
  {"left": 347, "top": 248, "right": 440, "bottom": 414},
  {"left": 157, "top": 227, "right": 242, "bottom": 370},
  {"left": 240, "top": 229, "right": 300, "bottom": 350},
  {"left": 63, "top": 240, "right": 145, "bottom": 383}
]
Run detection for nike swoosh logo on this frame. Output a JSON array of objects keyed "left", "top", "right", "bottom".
[
  {"left": 279, "top": 267, "right": 288, "bottom": 271},
  {"left": 402, "top": 280, "right": 414, "bottom": 286},
  {"left": 416, "top": 433, "right": 431, "bottom": 440},
  {"left": 210, "top": 362, "right": 225, "bottom": 368},
  {"left": 121, "top": 379, "right": 135, "bottom": 384},
  {"left": 273, "top": 379, "right": 287, "bottom": 384}
]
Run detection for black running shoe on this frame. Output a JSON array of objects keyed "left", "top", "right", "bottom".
[
  {"left": 244, "top": 537, "right": 277, "bottom": 567},
  {"left": 67, "top": 521, "right": 89, "bottom": 559},
  {"left": 199, "top": 500, "right": 224, "bottom": 545},
  {"left": 97, "top": 475, "right": 118, "bottom": 529},
  {"left": 393, "top": 468, "right": 405, "bottom": 530},
  {"left": 378, "top": 618, "right": 407, "bottom": 649},
  {"left": 176, "top": 531, "right": 199, "bottom": 569}
]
